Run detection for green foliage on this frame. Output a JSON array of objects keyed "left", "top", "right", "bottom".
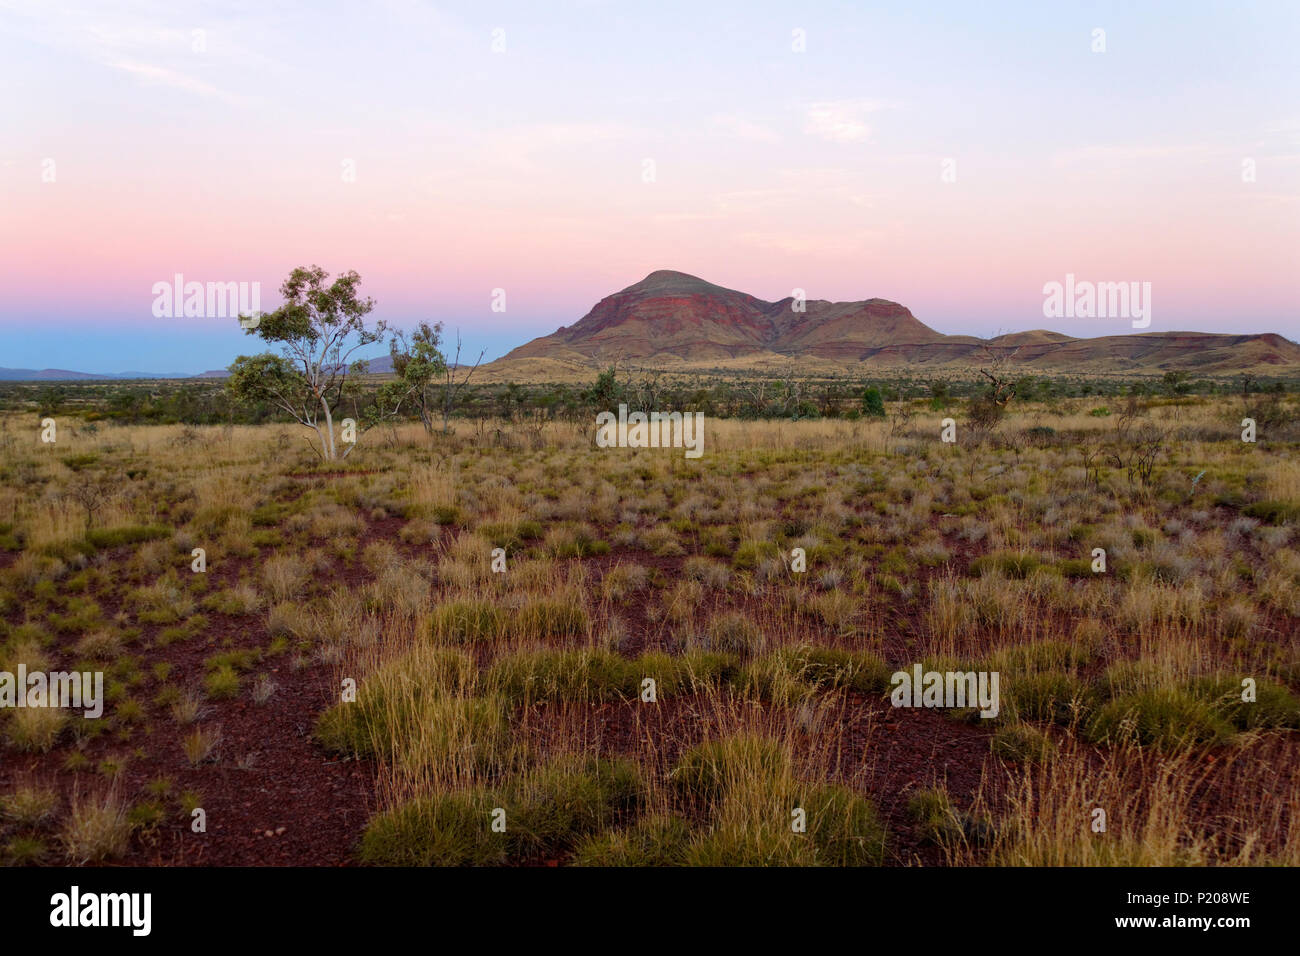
[{"left": 226, "top": 265, "right": 388, "bottom": 459}]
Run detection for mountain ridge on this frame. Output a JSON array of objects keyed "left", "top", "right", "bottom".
[{"left": 496, "top": 270, "right": 1300, "bottom": 374}]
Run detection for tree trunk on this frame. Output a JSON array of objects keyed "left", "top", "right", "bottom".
[{"left": 319, "top": 396, "right": 337, "bottom": 460}]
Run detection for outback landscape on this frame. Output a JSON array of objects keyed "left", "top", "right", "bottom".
[
  {"left": 1, "top": 266, "right": 1297, "bottom": 869},
  {"left": 4, "top": 2, "right": 1298, "bottom": 906}
]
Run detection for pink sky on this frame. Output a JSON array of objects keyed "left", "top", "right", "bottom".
[{"left": 2, "top": 1, "right": 1297, "bottom": 370}]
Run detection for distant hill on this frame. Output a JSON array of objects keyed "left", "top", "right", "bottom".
[
  {"left": 495, "top": 270, "right": 1300, "bottom": 375},
  {"left": 0, "top": 355, "right": 409, "bottom": 382},
  {"left": 0, "top": 368, "right": 197, "bottom": 381}
]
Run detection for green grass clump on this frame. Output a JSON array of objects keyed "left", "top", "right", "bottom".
[
  {"left": 360, "top": 755, "right": 643, "bottom": 865},
  {"left": 680, "top": 781, "right": 886, "bottom": 867},
  {"left": 0, "top": 786, "right": 58, "bottom": 827},
  {"left": 969, "top": 551, "right": 1041, "bottom": 579},
  {"left": 359, "top": 789, "right": 506, "bottom": 866},
  {"left": 4, "top": 836, "right": 49, "bottom": 865},
  {"left": 704, "top": 612, "right": 766, "bottom": 657},
  {"left": 731, "top": 540, "right": 779, "bottom": 571},
  {"left": 991, "top": 722, "right": 1056, "bottom": 763},
  {"left": 511, "top": 598, "right": 588, "bottom": 641},
  {"left": 572, "top": 815, "right": 692, "bottom": 866},
  {"left": 60, "top": 454, "right": 99, "bottom": 472},
  {"left": 633, "top": 650, "right": 739, "bottom": 698},
  {"left": 508, "top": 756, "right": 643, "bottom": 858},
  {"left": 682, "top": 821, "right": 819, "bottom": 866},
  {"left": 1086, "top": 688, "right": 1235, "bottom": 749},
  {"left": 1194, "top": 675, "right": 1300, "bottom": 730},
  {"left": 1242, "top": 501, "right": 1300, "bottom": 525},
  {"left": 85, "top": 525, "right": 170, "bottom": 550},
  {"left": 906, "top": 788, "right": 962, "bottom": 845},
  {"left": 478, "top": 519, "right": 543, "bottom": 550},
  {"left": 486, "top": 647, "right": 635, "bottom": 704},
  {"left": 203, "top": 665, "right": 240, "bottom": 700},
  {"left": 1002, "top": 671, "right": 1095, "bottom": 725},
  {"left": 989, "top": 639, "right": 1095, "bottom": 673},
  {"left": 1056, "top": 558, "right": 1096, "bottom": 579},
  {"left": 778, "top": 645, "right": 893, "bottom": 694},
  {"left": 315, "top": 647, "right": 479, "bottom": 758},
  {"left": 671, "top": 736, "right": 790, "bottom": 806},
  {"left": 794, "top": 783, "right": 887, "bottom": 866},
  {"left": 430, "top": 601, "right": 506, "bottom": 643}
]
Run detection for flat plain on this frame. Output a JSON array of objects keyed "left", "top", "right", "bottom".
[{"left": 1, "top": 392, "right": 1297, "bottom": 866}]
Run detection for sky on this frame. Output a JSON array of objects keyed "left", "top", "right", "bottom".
[{"left": 1, "top": 0, "right": 1298, "bottom": 373}]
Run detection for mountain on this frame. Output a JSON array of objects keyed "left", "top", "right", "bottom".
[{"left": 496, "top": 270, "right": 1300, "bottom": 375}]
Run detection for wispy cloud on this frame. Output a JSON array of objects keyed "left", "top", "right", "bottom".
[
  {"left": 0, "top": 0, "right": 275, "bottom": 104},
  {"left": 802, "top": 99, "right": 895, "bottom": 143},
  {"left": 104, "top": 57, "right": 241, "bottom": 104}
]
